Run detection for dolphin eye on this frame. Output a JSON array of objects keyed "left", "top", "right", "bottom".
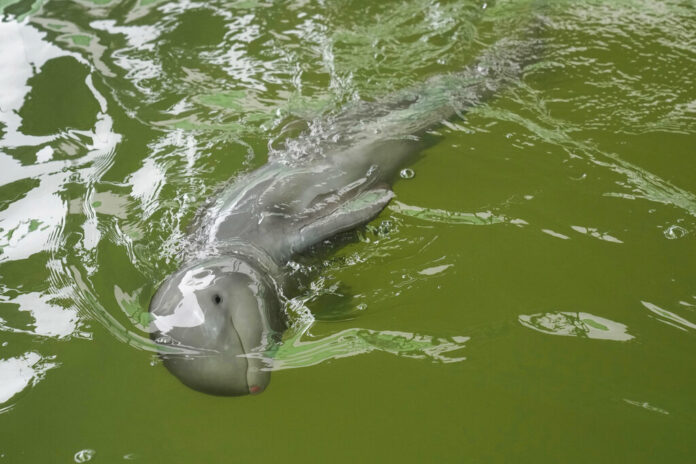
[{"left": 213, "top": 294, "right": 222, "bottom": 305}]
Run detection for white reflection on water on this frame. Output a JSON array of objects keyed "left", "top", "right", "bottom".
[
  {"left": 541, "top": 228, "right": 570, "bottom": 240},
  {"left": 0, "top": 18, "right": 121, "bottom": 409},
  {"left": 128, "top": 157, "right": 167, "bottom": 217},
  {"left": 623, "top": 398, "right": 670, "bottom": 415},
  {"left": 270, "top": 321, "right": 468, "bottom": 371},
  {"left": 570, "top": 225, "right": 623, "bottom": 244},
  {"left": 0, "top": 291, "right": 78, "bottom": 338},
  {"left": 418, "top": 264, "right": 452, "bottom": 276},
  {"left": 0, "top": 352, "right": 57, "bottom": 411},
  {"left": 0, "top": 20, "right": 60, "bottom": 148},
  {"left": 89, "top": 19, "right": 161, "bottom": 95},
  {"left": 0, "top": 172, "right": 65, "bottom": 262},
  {"left": 389, "top": 200, "right": 514, "bottom": 226},
  {"left": 642, "top": 301, "right": 696, "bottom": 332},
  {"left": 0, "top": 20, "right": 120, "bottom": 260},
  {"left": 519, "top": 311, "right": 634, "bottom": 341}
]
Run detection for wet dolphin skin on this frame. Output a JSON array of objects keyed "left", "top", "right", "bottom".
[{"left": 149, "top": 35, "right": 540, "bottom": 396}]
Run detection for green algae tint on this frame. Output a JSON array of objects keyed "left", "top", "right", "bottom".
[{"left": 0, "top": 0, "right": 695, "bottom": 462}]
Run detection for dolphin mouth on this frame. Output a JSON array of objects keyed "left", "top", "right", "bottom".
[{"left": 156, "top": 327, "right": 272, "bottom": 396}]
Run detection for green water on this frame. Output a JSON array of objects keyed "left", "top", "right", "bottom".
[{"left": 1, "top": 0, "right": 695, "bottom": 461}]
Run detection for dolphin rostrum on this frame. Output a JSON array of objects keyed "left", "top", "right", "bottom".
[{"left": 149, "top": 36, "right": 540, "bottom": 396}]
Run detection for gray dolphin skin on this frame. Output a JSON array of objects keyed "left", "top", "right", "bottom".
[{"left": 149, "top": 36, "right": 540, "bottom": 396}]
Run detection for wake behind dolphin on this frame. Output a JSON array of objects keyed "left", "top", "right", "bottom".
[{"left": 149, "top": 34, "right": 542, "bottom": 396}]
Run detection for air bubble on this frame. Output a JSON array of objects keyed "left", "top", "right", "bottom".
[
  {"left": 74, "top": 449, "right": 95, "bottom": 463},
  {"left": 378, "top": 220, "right": 393, "bottom": 235},
  {"left": 155, "top": 335, "right": 172, "bottom": 345},
  {"left": 664, "top": 225, "right": 687, "bottom": 240},
  {"left": 399, "top": 168, "right": 415, "bottom": 179}
]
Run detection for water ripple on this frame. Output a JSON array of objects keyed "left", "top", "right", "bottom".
[
  {"left": 519, "top": 311, "right": 634, "bottom": 341},
  {"left": 271, "top": 322, "right": 468, "bottom": 370}
]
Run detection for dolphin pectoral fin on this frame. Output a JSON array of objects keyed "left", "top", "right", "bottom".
[{"left": 295, "top": 188, "right": 394, "bottom": 252}]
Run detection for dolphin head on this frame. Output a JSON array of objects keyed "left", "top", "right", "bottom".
[{"left": 149, "top": 255, "right": 285, "bottom": 396}]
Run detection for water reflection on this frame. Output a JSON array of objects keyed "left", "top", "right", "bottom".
[
  {"left": 0, "top": 0, "right": 692, "bottom": 434},
  {"left": 519, "top": 311, "right": 634, "bottom": 341},
  {"left": 389, "top": 200, "right": 516, "bottom": 226},
  {"left": 0, "top": 17, "right": 120, "bottom": 405},
  {"left": 570, "top": 225, "right": 623, "bottom": 244},
  {"left": 641, "top": 301, "right": 696, "bottom": 332},
  {"left": 272, "top": 322, "right": 468, "bottom": 370},
  {"left": 623, "top": 398, "right": 670, "bottom": 416},
  {"left": 0, "top": 351, "right": 57, "bottom": 412},
  {"left": 0, "top": 291, "right": 78, "bottom": 338}
]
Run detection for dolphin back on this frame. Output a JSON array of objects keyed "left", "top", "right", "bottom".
[{"left": 150, "top": 13, "right": 545, "bottom": 396}]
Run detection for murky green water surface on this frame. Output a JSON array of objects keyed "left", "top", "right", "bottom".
[{"left": 1, "top": 0, "right": 695, "bottom": 461}]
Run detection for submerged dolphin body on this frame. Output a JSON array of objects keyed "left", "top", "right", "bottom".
[{"left": 149, "top": 37, "right": 540, "bottom": 396}]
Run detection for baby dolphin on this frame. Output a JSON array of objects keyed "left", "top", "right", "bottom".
[
  {"left": 149, "top": 36, "right": 541, "bottom": 396},
  {"left": 150, "top": 255, "right": 284, "bottom": 395}
]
